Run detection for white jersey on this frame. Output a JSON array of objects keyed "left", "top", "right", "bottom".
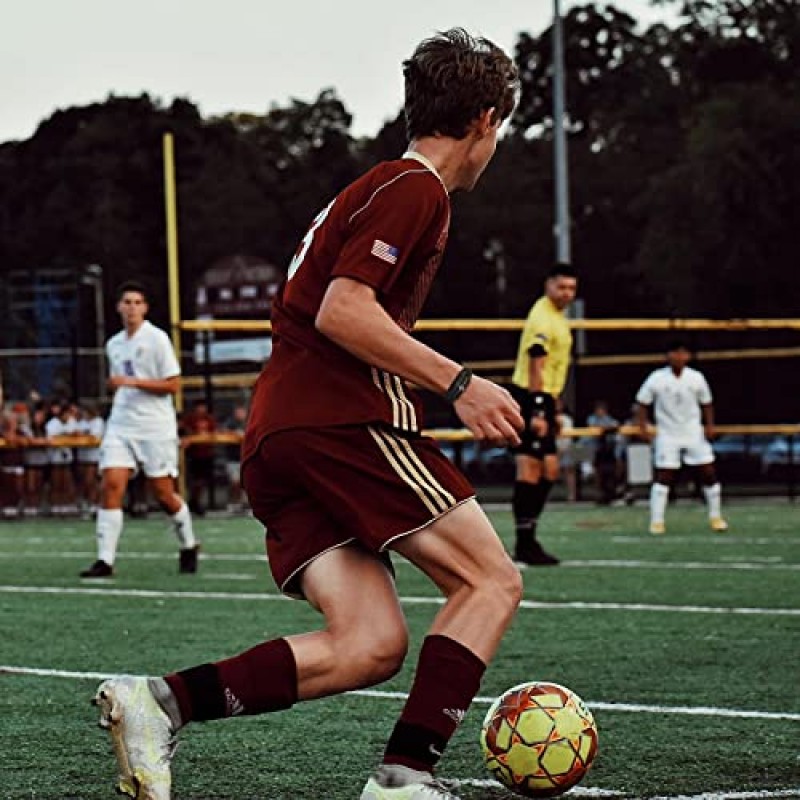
[
  {"left": 105, "top": 320, "right": 181, "bottom": 439},
  {"left": 45, "top": 416, "right": 77, "bottom": 464},
  {"left": 77, "top": 415, "right": 105, "bottom": 463},
  {"left": 635, "top": 366, "right": 712, "bottom": 440}
]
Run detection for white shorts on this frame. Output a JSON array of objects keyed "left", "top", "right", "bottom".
[
  {"left": 100, "top": 432, "right": 179, "bottom": 478},
  {"left": 654, "top": 435, "right": 714, "bottom": 470}
]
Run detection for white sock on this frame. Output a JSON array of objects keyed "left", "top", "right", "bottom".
[
  {"left": 703, "top": 483, "right": 722, "bottom": 518},
  {"left": 650, "top": 483, "right": 670, "bottom": 524},
  {"left": 171, "top": 502, "right": 196, "bottom": 548},
  {"left": 96, "top": 508, "right": 123, "bottom": 565}
]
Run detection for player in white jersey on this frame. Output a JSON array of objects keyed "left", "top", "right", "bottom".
[
  {"left": 635, "top": 340, "right": 728, "bottom": 535},
  {"left": 80, "top": 282, "right": 199, "bottom": 578}
]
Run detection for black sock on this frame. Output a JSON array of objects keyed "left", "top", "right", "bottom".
[
  {"left": 532, "top": 479, "right": 554, "bottom": 522},
  {"left": 514, "top": 479, "right": 554, "bottom": 549},
  {"left": 512, "top": 481, "right": 538, "bottom": 546}
]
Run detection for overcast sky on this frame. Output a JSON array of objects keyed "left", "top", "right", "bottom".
[{"left": 3, "top": 0, "right": 679, "bottom": 144}]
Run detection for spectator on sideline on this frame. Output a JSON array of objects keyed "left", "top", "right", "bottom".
[
  {"left": 635, "top": 340, "right": 728, "bottom": 535},
  {"left": 0, "top": 404, "right": 26, "bottom": 518},
  {"left": 45, "top": 400, "right": 79, "bottom": 515},
  {"left": 508, "top": 263, "right": 579, "bottom": 566},
  {"left": 585, "top": 400, "right": 621, "bottom": 504},
  {"left": 76, "top": 401, "right": 105, "bottom": 518},
  {"left": 90, "top": 29, "right": 523, "bottom": 800},
  {"left": 617, "top": 404, "right": 649, "bottom": 506},
  {"left": 555, "top": 402, "right": 577, "bottom": 502},
  {"left": 79, "top": 281, "right": 199, "bottom": 578},
  {"left": 181, "top": 399, "right": 218, "bottom": 515},
  {"left": 222, "top": 403, "right": 248, "bottom": 512},
  {"left": 20, "top": 403, "right": 49, "bottom": 515}
]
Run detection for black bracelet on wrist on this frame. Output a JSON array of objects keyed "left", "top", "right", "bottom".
[{"left": 444, "top": 367, "right": 473, "bottom": 403}]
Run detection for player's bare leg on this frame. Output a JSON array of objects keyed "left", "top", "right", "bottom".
[
  {"left": 360, "top": 499, "right": 522, "bottom": 798},
  {"left": 394, "top": 499, "right": 522, "bottom": 661},
  {"left": 93, "top": 544, "right": 408, "bottom": 798}
]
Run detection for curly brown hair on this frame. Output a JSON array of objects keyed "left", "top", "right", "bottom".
[{"left": 403, "top": 28, "right": 519, "bottom": 141}]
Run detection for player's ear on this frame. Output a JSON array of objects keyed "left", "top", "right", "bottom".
[{"left": 477, "top": 107, "right": 497, "bottom": 136}]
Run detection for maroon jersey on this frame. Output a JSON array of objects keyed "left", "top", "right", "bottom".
[{"left": 242, "top": 153, "right": 450, "bottom": 464}]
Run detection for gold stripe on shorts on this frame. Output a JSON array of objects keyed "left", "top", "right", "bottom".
[
  {"left": 371, "top": 368, "right": 416, "bottom": 432},
  {"left": 369, "top": 426, "right": 454, "bottom": 515}
]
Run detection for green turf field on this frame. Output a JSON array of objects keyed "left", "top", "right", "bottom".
[{"left": 1, "top": 502, "right": 799, "bottom": 799}]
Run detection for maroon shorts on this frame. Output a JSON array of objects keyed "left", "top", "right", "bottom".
[{"left": 242, "top": 424, "right": 475, "bottom": 599}]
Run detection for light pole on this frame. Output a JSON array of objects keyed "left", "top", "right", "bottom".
[
  {"left": 553, "top": 0, "right": 571, "bottom": 264},
  {"left": 484, "top": 238, "right": 507, "bottom": 316},
  {"left": 80, "top": 264, "right": 105, "bottom": 400}
]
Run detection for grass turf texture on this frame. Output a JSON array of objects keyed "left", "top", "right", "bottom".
[{"left": 1, "top": 502, "right": 799, "bottom": 799}]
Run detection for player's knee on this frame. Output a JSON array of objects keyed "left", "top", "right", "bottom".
[
  {"left": 501, "top": 559, "right": 525, "bottom": 611},
  {"left": 152, "top": 485, "right": 177, "bottom": 507},
  {"left": 346, "top": 628, "right": 409, "bottom": 687},
  {"left": 481, "top": 557, "right": 524, "bottom": 621},
  {"left": 100, "top": 482, "right": 125, "bottom": 505}
]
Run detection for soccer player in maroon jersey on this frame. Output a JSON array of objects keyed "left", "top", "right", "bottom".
[{"left": 92, "top": 29, "right": 523, "bottom": 800}]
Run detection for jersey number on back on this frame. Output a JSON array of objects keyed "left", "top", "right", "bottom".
[{"left": 287, "top": 200, "right": 335, "bottom": 281}]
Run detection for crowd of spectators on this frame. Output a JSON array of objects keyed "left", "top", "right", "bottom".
[{"left": 0, "top": 393, "right": 249, "bottom": 519}]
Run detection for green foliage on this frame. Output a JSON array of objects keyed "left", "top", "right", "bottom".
[{"left": 0, "top": 2, "right": 799, "bottom": 325}]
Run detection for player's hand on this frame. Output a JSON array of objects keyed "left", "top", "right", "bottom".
[
  {"left": 639, "top": 425, "right": 654, "bottom": 442},
  {"left": 453, "top": 375, "right": 523, "bottom": 447},
  {"left": 530, "top": 416, "right": 549, "bottom": 437},
  {"left": 704, "top": 424, "right": 716, "bottom": 441}
]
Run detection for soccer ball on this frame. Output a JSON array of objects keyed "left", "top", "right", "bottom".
[{"left": 480, "top": 681, "right": 598, "bottom": 798}]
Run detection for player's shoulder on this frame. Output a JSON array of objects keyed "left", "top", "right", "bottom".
[
  {"left": 351, "top": 157, "right": 446, "bottom": 208},
  {"left": 685, "top": 366, "right": 710, "bottom": 384},
  {"left": 643, "top": 366, "right": 668, "bottom": 384},
  {"left": 141, "top": 321, "right": 171, "bottom": 345},
  {"left": 527, "top": 296, "right": 549, "bottom": 316},
  {"left": 527, "top": 296, "right": 559, "bottom": 325},
  {"left": 105, "top": 330, "right": 126, "bottom": 356}
]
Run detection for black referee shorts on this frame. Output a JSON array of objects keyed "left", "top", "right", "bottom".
[{"left": 508, "top": 385, "right": 557, "bottom": 460}]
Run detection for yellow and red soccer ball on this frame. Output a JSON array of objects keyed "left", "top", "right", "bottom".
[{"left": 480, "top": 681, "right": 598, "bottom": 797}]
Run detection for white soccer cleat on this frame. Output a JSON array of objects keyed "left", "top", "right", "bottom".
[
  {"left": 93, "top": 676, "right": 176, "bottom": 800},
  {"left": 709, "top": 516, "right": 729, "bottom": 532},
  {"left": 360, "top": 764, "right": 461, "bottom": 799}
]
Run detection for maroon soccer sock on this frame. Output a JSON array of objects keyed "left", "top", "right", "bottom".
[
  {"left": 383, "top": 634, "right": 486, "bottom": 772},
  {"left": 164, "top": 637, "right": 298, "bottom": 723}
]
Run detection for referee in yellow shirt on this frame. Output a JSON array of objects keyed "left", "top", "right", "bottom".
[{"left": 509, "top": 263, "right": 578, "bottom": 566}]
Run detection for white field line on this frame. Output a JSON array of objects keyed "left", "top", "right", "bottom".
[
  {"left": 563, "top": 560, "right": 799, "bottom": 571},
  {"left": 2, "top": 667, "right": 798, "bottom": 799},
  {"left": 0, "top": 550, "right": 798, "bottom": 572},
  {"left": 646, "top": 793, "right": 800, "bottom": 800},
  {"left": 3, "top": 665, "right": 800, "bottom": 724},
  {"left": 0, "top": 584, "right": 798, "bottom": 617},
  {"left": 449, "top": 780, "right": 800, "bottom": 799},
  {"left": 0, "top": 550, "right": 268, "bottom": 562},
  {"left": 611, "top": 536, "right": 800, "bottom": 546},
  {"left": 449, "top": 778, "right": 622, "bottom": 796}
]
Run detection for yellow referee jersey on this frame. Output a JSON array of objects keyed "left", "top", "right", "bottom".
[{"left": 511, "top": 296, "right": 573, "bottom": 396}]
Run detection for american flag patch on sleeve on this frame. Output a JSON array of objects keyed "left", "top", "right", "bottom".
[{"left": 371, "top": 239, "right": 400, "bottom": 265}]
